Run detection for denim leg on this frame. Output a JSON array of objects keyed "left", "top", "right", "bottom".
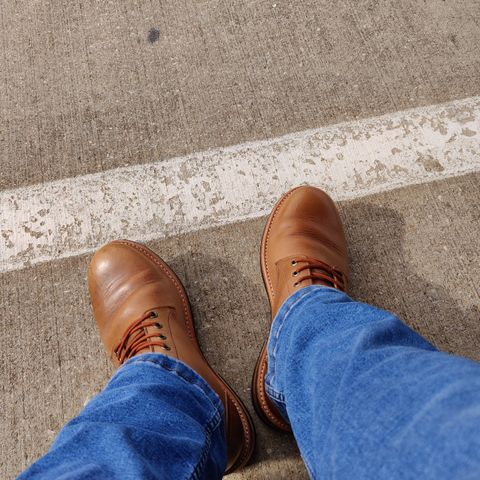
[
  {"left": 19, "top": 353, "right": 226, "bottom": 480},
  {"left": 266, "top": 285, "right": 480, "bottom": 479}
]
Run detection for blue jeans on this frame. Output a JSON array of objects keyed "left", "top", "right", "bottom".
[{"left": 20, "top": 287, "right": 480, "bottom": 479}]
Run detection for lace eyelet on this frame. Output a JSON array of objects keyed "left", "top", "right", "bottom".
[
  {"left": 291, "top": 260, "right": 297, "bottom": 266},
  {"left": 293, "top": 282, "right": 299, "bottom": 287},
  {"left": 156, "top": 323, "right": 163, "bottom": 329},
  {"left": 162, "top": 345, "right": 171, "bottom": 351},
  {"left": 150, "top": 311, "right": 158, "bottom": 318},
  {"left": 292, "top": 271, "right": 298, "bottom": 276},
  {"left": 159, "top": 334, "right": 167, "bottom": 340}
]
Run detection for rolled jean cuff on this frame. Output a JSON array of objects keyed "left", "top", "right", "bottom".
[
  {"left": 264, "top": 286, "right": 349, "bottom": 412},
  {"left": 111, "top": 352, "right": 225, "bottom": 419}
]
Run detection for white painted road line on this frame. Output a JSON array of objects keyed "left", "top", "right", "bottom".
[{"left": 1, "top": 96, "right": 480, "bottom": 273}]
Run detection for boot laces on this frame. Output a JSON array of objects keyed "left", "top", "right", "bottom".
[
  {"left": 114, "top": 310, "right": 170, "bottom": 364},
  {"left": 291, "top": 258, "right": 346, "bottom": 291}
]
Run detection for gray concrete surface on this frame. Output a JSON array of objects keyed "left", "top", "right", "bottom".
[
  {"left": 1, "top": 0, "right": 480, "bottom": 189},
  {"left": 2, "top": 174, "right": 479, "bottom": 479},
  {"left": 1, "top": 0, "right": 480, "bottom": 478}
]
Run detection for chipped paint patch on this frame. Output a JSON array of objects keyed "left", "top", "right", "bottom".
[{"left": 1, "top": 96, "right": 480, "bottom": 272}]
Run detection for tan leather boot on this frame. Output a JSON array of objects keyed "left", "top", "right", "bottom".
[
  {"left": 88, "top": 240, "right": 255, "bottom": 474},
  {"left": 252, "top": 186, "right": 349, "bottom": 431}
]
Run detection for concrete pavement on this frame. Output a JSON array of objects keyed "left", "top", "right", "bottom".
[
  {"left": 1, "top": 0, "right": 479, "bottom": 478},
  {"left": 2, "top": 0, "right": 480, "bottom": 190},
  {"left": 2, "top": 174, "right": 480, "bottom": 478}
]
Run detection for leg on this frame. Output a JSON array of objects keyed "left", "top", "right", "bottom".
[
  {"left": 19, "top": 353, "right": 226, "bottom": 479},
  {"left": 21, "top": 240, "right": 254, "bottom": 478},
  {"left": 252, "top": 186, "right": 480, "bottom": 479},
  {"left": 267, "top": 286, "right": 480, "bottom": 479}
]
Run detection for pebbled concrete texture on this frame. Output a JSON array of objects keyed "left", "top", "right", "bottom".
[
  {"left": 1, "top": 0, "right": 480, "bottom": 190},
  {"left": 1, "top": 174, "right": 479, "bottom": 479}
]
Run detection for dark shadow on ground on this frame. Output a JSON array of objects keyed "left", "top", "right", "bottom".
[
  {"left": 168, "top": 252, "right": 305, "bottom": 478},
  {"left": 341, "top": 203, "right": 480, "bottom": 361}
]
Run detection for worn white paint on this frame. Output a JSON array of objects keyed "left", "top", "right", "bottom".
[{"left": 1, "top": 96, "right": 479, "bottom": 272}]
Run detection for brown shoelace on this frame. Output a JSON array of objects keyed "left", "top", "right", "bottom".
[
  {"left": 291, "top": 258, "right": 346, "bottom": 291},
  {"left": 114, "top": 310, "right": 170, "bottom": 364}
]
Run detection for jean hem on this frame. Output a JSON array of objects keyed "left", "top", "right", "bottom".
[
  {"left": 188, "top": 409, "right": 224, "bottom": 480},
  {"left": 266, "top": 286, "right": 350, "bottom": 400},
  {"left": 266, "top": 286, "right": 337, "bottom": 392},
  {"left": 111, "top": 353, "right": 224, "bottom": 419}
]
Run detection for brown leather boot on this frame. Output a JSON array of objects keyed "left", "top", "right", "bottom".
[
  {"left": 88, "top": 240, "right": 255, "bottom": 474},
  {"left": 252, "top": 186, "right": 349, "bottom": 431}
]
